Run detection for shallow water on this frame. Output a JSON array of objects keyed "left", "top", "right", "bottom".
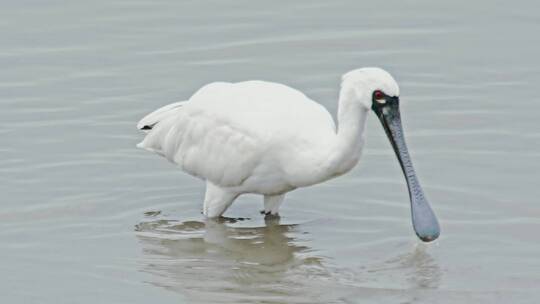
[{"left": 1, "top": 0, "right": 540, "bottom": 303}]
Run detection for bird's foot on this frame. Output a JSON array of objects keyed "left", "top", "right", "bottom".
[
  {"left": 213, "top": 216, "right": 250, "bottom": 224},
  {"left": 260, "top": 210, "right": 280, "bottom": 220}
]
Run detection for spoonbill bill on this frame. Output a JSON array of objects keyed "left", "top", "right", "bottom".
[{"left": 137, "top": 68, "right": 440, "bottom": 242}]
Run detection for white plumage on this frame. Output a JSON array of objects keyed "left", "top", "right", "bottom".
[{"left": 137, "top": 68, "right": 400, "bottom": 218}]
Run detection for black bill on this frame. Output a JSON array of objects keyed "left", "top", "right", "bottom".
[{"left": 372, "top": 94, "right": 440, "bottom": 242}]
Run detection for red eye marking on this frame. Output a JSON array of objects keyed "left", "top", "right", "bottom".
[{"left": 373, "top": 90, "right": 385, "bottom": 100}]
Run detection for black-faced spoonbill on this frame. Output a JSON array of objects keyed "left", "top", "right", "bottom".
[{"left": 137, "top": 67, "right": 440, "bottom": 242}]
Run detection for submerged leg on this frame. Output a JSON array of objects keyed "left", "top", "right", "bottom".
[
  {"left": 263, "top": 194, "right": 285, "bottom": 216},
  {"left": 203, "top": 182, "right": 238, "bottom": 218}
]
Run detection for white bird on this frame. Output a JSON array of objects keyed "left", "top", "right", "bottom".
[{"left": 137, "top": 67, "right": 440, "bottom": 242}]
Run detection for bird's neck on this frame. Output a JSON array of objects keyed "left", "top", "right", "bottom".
[{"left": 326, "top": 85, "right": 369, "bottom": 176}]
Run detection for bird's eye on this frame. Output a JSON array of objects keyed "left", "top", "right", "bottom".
[{"left": 373, "top": 90, "right": 385, "bottom": 102}]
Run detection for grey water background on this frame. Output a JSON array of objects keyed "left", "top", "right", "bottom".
[{"left": 1, "top": 0, "right": 539, "bottom": 303}]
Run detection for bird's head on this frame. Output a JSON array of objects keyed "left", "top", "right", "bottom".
[
  {"left": 342, "top": 67, "right": 440, "bottom": 243},
  {"left": 341, "top": 67, "right": 400, "bottom": 110}
]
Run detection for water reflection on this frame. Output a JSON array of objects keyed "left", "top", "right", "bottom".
[
  {"left": 401, "top": 245, "right": 442, "bottom": 289},
  {"left": 135, "top": 215, "right": 327, "bottom": 302},
  {"left": 135, "top": 213, "right": 444, "bottom": 303},
  {"left": 366, "top": 244, "right": 442, "bottom": 290}
]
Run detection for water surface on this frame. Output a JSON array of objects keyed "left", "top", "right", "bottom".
[{"left": 1, "top": 0, "right": 540, "bottom": 303}]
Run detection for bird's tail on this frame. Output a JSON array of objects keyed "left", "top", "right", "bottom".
[{"left": 137, "top": 101, "right": 188, "bottom": 133}]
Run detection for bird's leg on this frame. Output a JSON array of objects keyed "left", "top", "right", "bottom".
[
  {"left": 261, "top": 194, "right": 285, "bottom": 217},
  {"left": 203, "top": 182, "right": 238, "bottom": 218}
]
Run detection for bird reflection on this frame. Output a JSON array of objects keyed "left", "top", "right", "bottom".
[
  {"left": 135, "top": 214, "right": 442, "bottom": 303},
  {"left": 399, "top": 244, "right": 442, "bottom": 289},
  {"left": 365, "top": 243, "right": 442, "bottom": 290},
  {"left": 135, "top": 215, "right": 325, "bottom": 302}
]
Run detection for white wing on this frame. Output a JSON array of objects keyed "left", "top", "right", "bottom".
[{"left": 137, "top": 81, "right": 336, "bottom": 189}]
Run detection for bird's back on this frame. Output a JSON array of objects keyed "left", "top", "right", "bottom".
[{"left": 189, "top": 81, "right": 335, "bottom": 138}]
